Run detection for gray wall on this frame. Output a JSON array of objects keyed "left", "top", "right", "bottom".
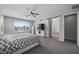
[
  {"left": 4, "top": 16, "right": 34, "bottom": 34},
  {"left": 4, "top": 16, "right": 14, "bottom": 34},
  {"left": 64, "top": 13, "right": 77, "bottom": 41},
  {"left": 0, "top": 15, "right": 4, "bottom": 35}
]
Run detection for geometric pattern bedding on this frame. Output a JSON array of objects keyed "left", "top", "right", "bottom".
[{"left": 0, "top": 36, "right": 41, "bottom": 54}]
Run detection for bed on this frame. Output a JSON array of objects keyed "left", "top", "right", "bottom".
[{"left": 0, "top": 33, "right": 41, "bottom": 54}]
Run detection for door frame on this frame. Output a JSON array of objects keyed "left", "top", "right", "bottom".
[{"left": 51, "top": 16, "right": 61, "bottom": 40}]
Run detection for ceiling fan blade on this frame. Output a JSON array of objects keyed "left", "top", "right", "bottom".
[
  {"left": 31, "top": 14, "right": 36, "bottom": 17},
  {"left": 25, "top": 14, "right": 31, "bottom": 17},
  {"left": 35, "top": 13, "right": 39, "bottom": 15}
]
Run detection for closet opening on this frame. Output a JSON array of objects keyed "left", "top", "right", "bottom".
[
  {"left": 51, "top": 16, "right": 60, "bottom": 41},
  {"left": 64, "top": 13, "right": 77, "bottom": 43}
]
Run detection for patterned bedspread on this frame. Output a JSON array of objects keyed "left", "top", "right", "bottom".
[{"left": 0, "top": 35, "right": 41, "bottom": 54}]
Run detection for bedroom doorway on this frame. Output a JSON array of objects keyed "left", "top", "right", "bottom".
[
  {"left": 64, "top": 13, "right": 77, "bottom": 43},
  {"left": 51, "top": 16, "right": 60, "bottom": 41}
]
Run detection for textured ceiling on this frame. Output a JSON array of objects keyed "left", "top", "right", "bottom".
[{"left": 0, "top": 4, "right": 74, "bottom": 20}]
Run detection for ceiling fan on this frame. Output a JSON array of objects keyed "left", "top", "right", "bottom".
[{"left": 25, "top": 7, "right": 39, "bottom": 17}]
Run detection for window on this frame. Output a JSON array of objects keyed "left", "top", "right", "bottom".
[{"left": 14, "top": 19, "right": 30, "bottom": 32}]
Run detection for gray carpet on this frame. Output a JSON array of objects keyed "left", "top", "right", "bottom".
[{"left": 23, "top": 38, "right": 79, "bottom": 54}]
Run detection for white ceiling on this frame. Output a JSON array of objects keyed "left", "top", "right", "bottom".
[{"left": 0, "top": 4, "right": 74, "bottom": 21}]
